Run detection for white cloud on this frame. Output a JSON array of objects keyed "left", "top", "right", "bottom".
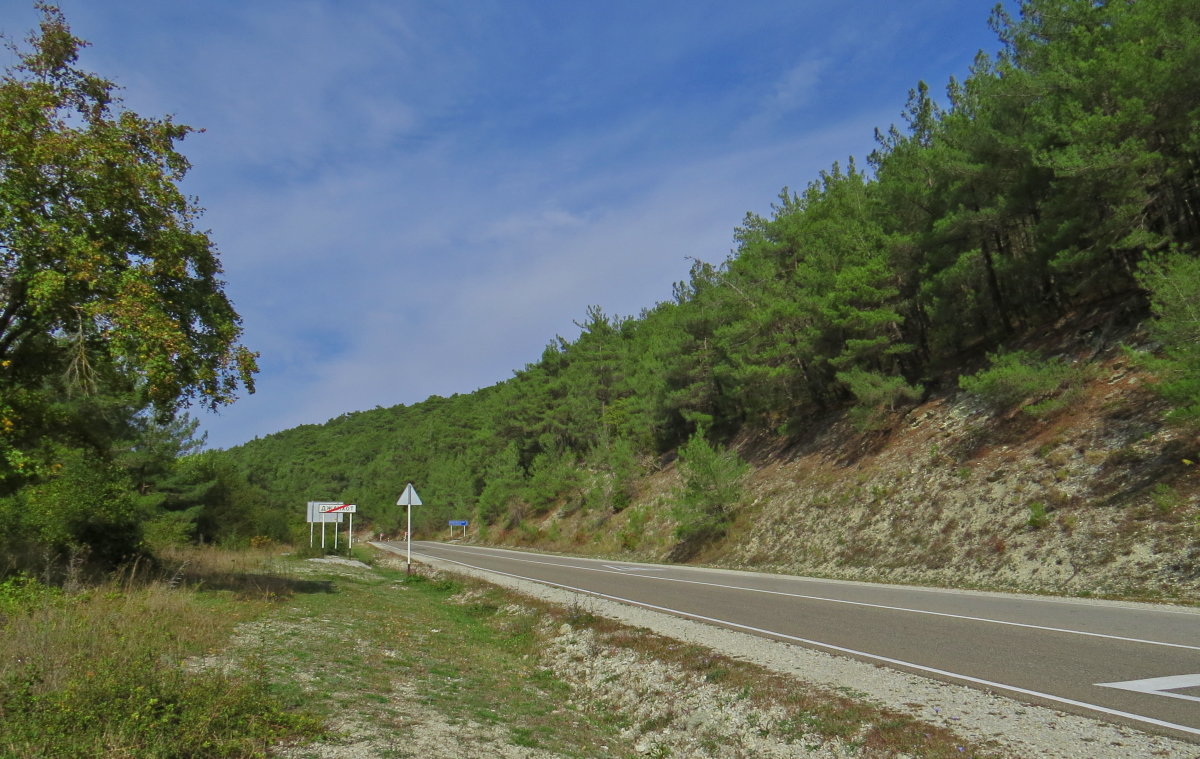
[
  {"left": 771, "top": 59, "right": 828, "bottom": 113},
  {"left": 0, "top": 1, "right": 1007, "bottom": 449}
]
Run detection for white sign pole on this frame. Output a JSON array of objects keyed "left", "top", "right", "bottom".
[
  {"left": 397, "top": 483, "right": 422, "bottom": 574},
  {"left": 349, "top": 512, "right": 353, "bottom": 550}
]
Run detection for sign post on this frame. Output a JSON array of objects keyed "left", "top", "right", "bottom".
[
  {"left": 306, "top": 502, "right": 347, "bottom": 549},
  {"left": 396, "top": 483, "right": 422, "bottom": 573},
  {"left": 319, "top": 504, "right": 357, "bottom": 550}
]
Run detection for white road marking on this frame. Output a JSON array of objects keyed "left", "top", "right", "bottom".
[
  {"left": 412, "top": 548, "right": 1200, "bottom": 738},
  {"left": 417, "top": 544, "right": 1200, "bottom": 651},
  {"left": 1098, "top": 675, "right": 1200, "bottom": 704}
]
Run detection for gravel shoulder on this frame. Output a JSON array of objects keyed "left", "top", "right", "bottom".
[{"left": 402, "top": 547, "right": 1199, "bottom": 759}]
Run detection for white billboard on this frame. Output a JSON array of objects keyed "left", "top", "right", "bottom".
[{"left": 306, "top": 501, "right": 346, "bottom": 523}]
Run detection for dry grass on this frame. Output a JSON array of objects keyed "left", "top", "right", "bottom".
[{"left": 0, "top": 546, "right": 323, "bottom": 758}]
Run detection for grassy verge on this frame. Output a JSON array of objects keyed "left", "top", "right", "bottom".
[
  {"left": 248, "top": 553, "right": 633, "bottom": 757},
  {"left": 259, "top": 549, "right": 998, "bottom": 758},
  {"left": 0, "top": 548, "right": 324, "bottom": 758},
  {"left": 3, "top": 546, "right": 998, "bottom": 758}
]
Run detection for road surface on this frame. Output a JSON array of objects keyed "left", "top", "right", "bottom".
[{"left": 392, "top": 540, "right": 1200, "bottom": 742}]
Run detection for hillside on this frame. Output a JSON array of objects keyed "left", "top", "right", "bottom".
[
  {"left": 191, "top": 0, "right": 1199, "bottom": 604},
  {"left": 478, "top": 302, "right": 1199, "bottom": 601}
]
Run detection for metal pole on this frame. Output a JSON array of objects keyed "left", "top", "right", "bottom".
[
  {"left": 349, "top": 512, "right": 353, "bottom": 550},
  {"left": 321, "top": 519, "right": 326, "bottom": 549},
  {"left": 406, "top": 502, "right": 412, "bottom": 573}
]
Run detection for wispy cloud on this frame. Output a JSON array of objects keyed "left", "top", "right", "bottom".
[{"left": 1, "top": 1, "right": 1008, "bottom": 448}]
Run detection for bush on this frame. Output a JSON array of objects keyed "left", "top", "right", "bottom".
[
  {"left": 959, "top": 351, "right": 1085, "bottom": 416},
  {"left": 583, "top": 436, "right": 641, "bottom": 512},
  {"left": 670, "top": 432, "right": 747, "bottom": 548},
  {"left": 15, "top": 449, "right": 142, "bottom": 570},
  {"left": 1133, "top": 250, "right": 1200, "bottom": 425},
  {"left": 0, "top": 575, "right": 61, "bottom": 616},
  {"left": 524, "top": 450, "right": 582, "bottom": 515},
  {"left": 836, "top": 368, "right": 924, "bottom": 430}
]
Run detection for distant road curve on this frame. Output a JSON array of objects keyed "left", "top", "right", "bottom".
[{"left": 394, "top": 540, "right": 1200, "bottom": 742}]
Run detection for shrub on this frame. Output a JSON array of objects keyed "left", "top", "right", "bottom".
[
  {"left": 670, "top": 431, "right": 747, "bottom": 547},
  {"left": 836, "top": 368, "right": 924, "bottom": 431},
  {"left": 0, "top": 575, "right": 62, "bottom": 616},
  {"left": 16, "top": 449, "right": 142, "bottom": 570},
  {"left": 582, "top": 436, "right": 642, "bottom": 513},
  {"left": 1133, "top": 250, "right": 1200, "bottom": 425},
  {"left": 619, "top": 506, "right": 649, "bottom": 551},
  {"left": 959, "top": 350, "right": 1087, "bottom": 416}
]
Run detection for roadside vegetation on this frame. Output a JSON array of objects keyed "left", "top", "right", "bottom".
[
  {"left": 0, "top": 546, "right": 323, "bottom": 758},
  {"left": 2, "top": 545, "right": 1002, "bottom": 758}
]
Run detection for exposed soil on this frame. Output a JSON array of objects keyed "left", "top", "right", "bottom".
[{"left": 493, "top": 307, "right": 1199, "bottom": 603}]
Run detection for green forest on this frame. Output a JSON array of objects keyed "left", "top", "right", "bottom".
[{"left": 2, "top": 0, "right": 1198, "bottom": 573}]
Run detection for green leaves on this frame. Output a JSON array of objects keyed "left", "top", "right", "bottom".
[
  {"left": 958, "top": 350, "right": 1093, "bottom": 418},
  {"left": 0, "top": 6, "right": 257, "bottom": 567},
  {"left": 1133, "top": 251, "right": 1200, "bottom": 424},
  {"left": 0, "top": 5, "right": 257, "bottom": 416},
  {"left": 670, "top": 430, "right": 747, "bottom": 553}
]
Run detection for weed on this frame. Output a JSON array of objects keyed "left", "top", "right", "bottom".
[
  {"left": 1107, "top": 445, "right": 1144, "bottom": 468},
  {"left": 1046, "top": 448, "right": 1071, "bottom": 467},
  {"left": 1084, "top": 449, "right": 1107, "bottom": 465},
  {"left": 1027, "top": 502, "right": 1051, "bottom": 529},
  {"left": 1150, "top": 483, "right": 1184, "bottom": 516},
  {"left": 564, "top": 599, "right": 597, "bottom": 627},
  {"left": 510, "top": 726, "right": 541, "bottom": 747}
]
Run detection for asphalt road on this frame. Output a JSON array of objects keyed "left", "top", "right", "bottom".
[{"left": 391, "top": 540, "right": 1200, "bottom": 742}]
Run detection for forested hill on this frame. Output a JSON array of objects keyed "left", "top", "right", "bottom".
[{"left": 213, "top": 0, "right": 1199, "bottom": 584}]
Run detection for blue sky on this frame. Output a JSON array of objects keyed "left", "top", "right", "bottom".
[{"left": 1, "top": 1, "right": 1009, "bottom": 449}]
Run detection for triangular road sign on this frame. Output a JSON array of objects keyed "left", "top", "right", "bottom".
[{"left": 397, "top": 482, "right": 422, "bottom": 506}]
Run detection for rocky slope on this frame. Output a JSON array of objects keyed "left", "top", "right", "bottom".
[{"left": 494, "top": 309, "right": 1199, "bottom": 602}]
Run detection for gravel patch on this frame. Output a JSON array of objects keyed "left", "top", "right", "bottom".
[
  {"left": 411, "top": 551, "right": 1199, "bottom": 759},
  {"left": 275, "top": 684, "right": 566, "bottom": 759},
  {"left": 305, "top": 556, "right": 372, "bottom": 569},
  {"left": 548, "top": 622, "right": 865, "bottom": 758}
]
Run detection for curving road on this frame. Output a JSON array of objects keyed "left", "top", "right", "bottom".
[{"left": 390, "top": 540, "right": 1200, "bottom": 743}]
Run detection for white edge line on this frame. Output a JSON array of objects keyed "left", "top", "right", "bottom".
[
  {"left": 418, "top": 544, "right": 1200, "bottom": 652},
  {"left": 413, "top": 550, "right": 1200, "bottom": 738}
]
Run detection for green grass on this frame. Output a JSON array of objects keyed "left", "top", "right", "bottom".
[
  {"left": 0, "top": 550, "right": 324, "bottom": 758},
  {"left": 3, "top": 546, "right": 1004, "bottom": 758},
  {"left": 239, "top": 556, "right": 635, "bottom": 757}
]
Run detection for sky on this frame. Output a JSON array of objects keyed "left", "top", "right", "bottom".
[{"left": 0, "top": 1, "right": 1011, "bottom": 450}]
